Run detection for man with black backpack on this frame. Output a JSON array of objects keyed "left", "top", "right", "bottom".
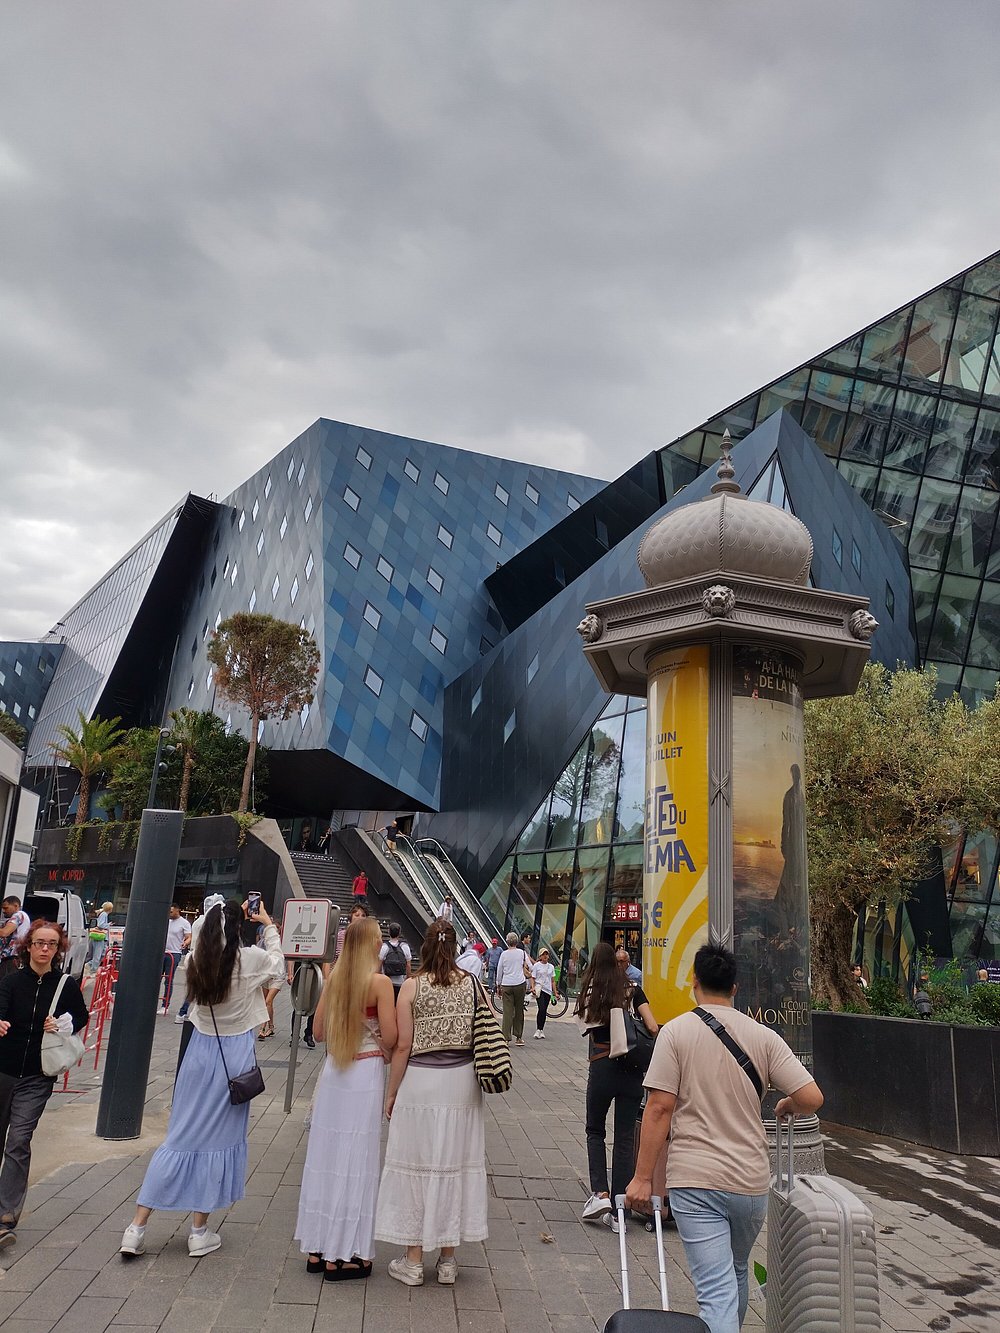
[{"left": 379, "top": 922, "right": 411, "bottom": 1001}]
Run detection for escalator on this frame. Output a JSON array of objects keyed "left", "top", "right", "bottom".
[{"left": 413, "top": 837, "right": 505, "bottom": 947}]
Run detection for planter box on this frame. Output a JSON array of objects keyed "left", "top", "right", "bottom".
[{"left": 813, "top": 1011, "right": 1000, "bottom": 1155}]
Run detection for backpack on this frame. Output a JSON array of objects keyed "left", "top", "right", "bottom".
[{"left": 383, "top": 941, "right": 408, "bottom": 978}]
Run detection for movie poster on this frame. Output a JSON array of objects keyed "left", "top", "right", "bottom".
[
  {"left": 731, "top": 645, "right": 811, "bottom": 1065},
  {"left": 643, "top": 644, "right": 709, "bottom": 1024}
]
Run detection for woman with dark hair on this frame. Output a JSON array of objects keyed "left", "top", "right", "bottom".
[
  {"left": 0, "top": 919, "right": 89, "bottom": 1248},
  {"left": 295, "top": 916, "right": 396, "bottom": 1280},
  {"left": 120, "top": 899, "right": 282, "bottom": 1260},
  {"left": 574, "top": 941, "right": 657, "bottom": 1231},
  {"left": 374, "top": 918, "right": 487, "bottom": 1288}
]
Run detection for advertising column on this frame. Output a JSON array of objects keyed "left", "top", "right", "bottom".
[
  {"left": 643, "top": 645, "right": 710, "bottom": 1023},
  {"left": 731, "top": 645, "right": 812, "bottom": 1069}
]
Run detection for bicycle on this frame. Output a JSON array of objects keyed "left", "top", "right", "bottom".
[{"left": 488, "top": 985, "right": 569, "bottom": 1020}]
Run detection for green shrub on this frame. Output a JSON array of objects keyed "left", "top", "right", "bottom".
[
  {"left": 866, "top": 977, "right": 916, "bottom": 1018},
  {"left": 933, "top": 1002, "right": 988, "bottom": 1027},
  {"left": 967, "top": 983, "right": 1000, "bottom": 1027}
]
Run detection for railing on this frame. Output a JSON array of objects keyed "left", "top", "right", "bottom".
[
  {"left": 413, "top": 836, "right": 505, "bottom": 947},
  {"left": 373, "top": 832, "right": 441, "bottom": 924}
]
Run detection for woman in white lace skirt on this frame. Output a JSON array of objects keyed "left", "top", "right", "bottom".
[
  {"left": 374, "top": 918, "right": 487, "bottom": 1288},
  {"left": 294, "top": 916, "right": 396, "bottom": 1280}
]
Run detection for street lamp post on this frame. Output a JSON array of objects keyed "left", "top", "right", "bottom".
[{"left": 147, "top": 728, "right": 174, "bottom": 808}]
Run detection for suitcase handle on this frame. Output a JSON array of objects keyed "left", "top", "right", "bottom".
[
  {"left": 774, "top": 1113, "right": 795, "bottom": 1190},
  {"left": 615, "top": 1195, "right": 671, "bottom": 1311}
]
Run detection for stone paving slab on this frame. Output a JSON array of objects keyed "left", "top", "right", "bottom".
[{"left": 1, "top": 986, "right": 998, "bottom": 1330}]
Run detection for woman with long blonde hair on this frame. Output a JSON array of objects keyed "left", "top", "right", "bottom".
[{"left": 294, "top": 915, "right": 396, "bottom": 1280}]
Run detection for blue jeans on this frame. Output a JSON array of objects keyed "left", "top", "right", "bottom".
[{"left": 669, "top": 1187, "right": 767, "bottom": 1333}]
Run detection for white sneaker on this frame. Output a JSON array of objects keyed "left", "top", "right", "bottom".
[
  {"left": 157, "top": 1007, "right": 168, "bottom": 1016},
  {"left": 601, "top": 1212, "right": 621, "bottom": 1234},
  {"left": 174, "top": 1013, "right": 186, "bottom": 1024},
  {"left": 120, "top": 1224, "right": 145, "bottom": 1256},
  {"left": 188, "top": 1230, "right": 222, "bottom": 1257},
  {"left": 436, "top": 1256, "right": 458, "bottom": 1285},
  {"left": 534, "top": 1030, "right": 545, "bottom": 1039},
  {"left": 582, "top": 1193, "right": 612, "bottom": 1221},
  {"left": 388, "top": 1256, "right": 424, "bottom": 1286}
]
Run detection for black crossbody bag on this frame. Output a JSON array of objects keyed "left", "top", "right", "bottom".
[
  {"left": 209, "top": 1006, "right": 266, "bottom": 1105},
  {"left": 693, "top": 1006, "right": 763, "bottom": 1099}
]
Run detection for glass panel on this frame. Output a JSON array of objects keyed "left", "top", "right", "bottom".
[
  {"left": 967, "top": 583, "right": 1000, "bottom": 669},
  {"left": 607, "top": 843, "right": 643, "bottom": 918},
  {"left": 518, "top": 796, "right": 551, "bottom": 853},
  {"left": 923, "top": 399, "right": 978, "bottom": 481},
  {"left": 900, "top": 288, "right": 959, "bottom": 388},
  {"left": 614, "top": 708, "right": 647, "bottom": 843},
  {"left": 857, "top": 310, "right": 910, "bottom": 382},
  {"left": 548, "top": 740, "right": 589, "bottom": 850},
  {"left": 944, "top": 293, "right": 998, "bottom": 396},
  {"left": 963, "top": 255, "right": 1000, "bottom": 301},
  {"left": 598, "top": 695, "right": 627, "bottom": 720},
  {"left": 925, "top": 574, "right": 978, "bottom": 664},
  {"left": 949, "top": 901, "right": 991, "bottom": 961},
  {"left": 841, "top": 380, "right": 899, "bottom": 466},
  {"left": 881, "top": 389, "right": 936, "bottom": 472},
  {"left": 909, "top": 568, "right": 940, "bottom": 656},
  {"left": 836, "top": 460, "right": 879, "bottom": 508},
  {"left": 660, "top": 450, "right": 700, "bottom": 496},
  {"left": 745, "top": 459, "right": 777, "bottom": 502},
  {"left": 945, "top": 484, "right": 999, "bottom": 578},
  {"left": 908, "top": 477, "right": 961, "bottom": 571},
  {"left": 799, "top": 370, "right": 853, "bottom": 456},
  {"left": 875, "top": 468, "right": 920, "bottom": 532},
  {"left": 578, "top": 713, "right": 625, "bottom": 845},
  {"left": 537, "top": 849, "right": 576, "bottom": 962},
  {"left": 566, "top": 846, "right": 610, "bottom": 976},
  {"left": 971, "top": 409, "right": 1000, "bottom": 503},
  {"left": 702, "top": 397, "right": 759, "bottom": 443},
  {"left": 508, "top": 853, "right": 542, "bottom": 942},
  {"left": 934, "top": 662, "right": 962, "bottom": 698},
  {"left": 757, "top": 368, "right": 811, "bottom": 425},
  {"left": 949, "top": 832, "right": 999, "bottom": 906},
  {"left": 815, "top": 334, "right": 862, "bottom": 374},
  {"left": 959, "top": 666, "right": 1000, "bottom": 710},
  {"left": 669, "top": 431, "right": 704, "bottom": 463},
  {"left": 481, "top": 856, "right": 514, "bottom": 930}
]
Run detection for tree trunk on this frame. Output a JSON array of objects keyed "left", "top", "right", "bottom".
[
  {"left": 811, "top": 899, "right": 865, "bottom": 1011},
  {"left": 239, "top": 720, "right": 258, "bottom": 814},
  {"left": 75, "top": 773, "right": 90, "bottom": 825},
  {"left": 179, "top": 752, "right": 194, "bottom": 812}
]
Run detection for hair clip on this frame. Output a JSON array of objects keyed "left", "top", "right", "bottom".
[{"left": 437, "top": 931, "right": 446, "bottom": 941}]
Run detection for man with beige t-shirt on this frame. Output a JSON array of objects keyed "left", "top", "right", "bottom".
[{"left": 626, "top": 943, "right": 823, "bottom": 1333}]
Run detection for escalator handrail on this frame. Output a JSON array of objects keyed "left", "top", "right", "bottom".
[
  {"left": 411, "top": 837, "right": 504, "bottom": 943},
  {"left": 371, "top": 830, "right": 439, "bottom": 923},
  {"left": 396, "top": 836, "right": 482, "bottom": 941}
]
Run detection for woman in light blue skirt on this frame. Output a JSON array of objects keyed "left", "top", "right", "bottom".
[{"left": 120, "top": 898, "right": 284, "bottom": 1260}]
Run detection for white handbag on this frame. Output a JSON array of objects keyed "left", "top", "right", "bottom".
[{"left": 39, "top": 974, "right": 86, "bottom": 1077}]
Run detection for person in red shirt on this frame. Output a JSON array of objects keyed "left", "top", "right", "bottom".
[{"left": 352, "top": 872, "right": 368, "bottom": 900}]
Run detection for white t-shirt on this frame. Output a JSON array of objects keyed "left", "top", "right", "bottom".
[
  {"left": 456, "top": 948, "right": 483, "bottom": 979},
  {"left": 496, "top": 947, "right": 530, "bottom": 988},
  {"left": 379, "top": 939, "right": 412, "bottom": 981},
  {"left": 531, "top": 961, "right": 556, "bottom": 995},
  {"left": 164, "top": 917, "right": 189, "bottom": 952}
]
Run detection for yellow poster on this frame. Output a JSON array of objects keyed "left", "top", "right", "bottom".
[{"left": 643, "top": 644, "right": 710, "bottom": 1023}]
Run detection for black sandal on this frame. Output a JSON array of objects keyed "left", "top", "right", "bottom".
[
  {"left": 306, "top": 1254, "right": 324, "bottom": 1274},
  {"left": 324, "top": 1257, "right": 373, "bottom": 1281}
]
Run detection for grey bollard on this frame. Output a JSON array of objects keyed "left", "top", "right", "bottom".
[{"left": 96, "top": 809, "right": 184, "bottom": 1139}]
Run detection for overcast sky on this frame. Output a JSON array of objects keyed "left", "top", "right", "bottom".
[{"left": 2, "top": 2, "right": 999, "bottom": 640}]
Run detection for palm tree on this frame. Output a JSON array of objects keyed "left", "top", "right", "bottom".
[
  {"left": 168, "top": 708, "right": 216, "bottom": 812},
  {"left": 51, "top": 711, "right": 125, "bottom": 825}
]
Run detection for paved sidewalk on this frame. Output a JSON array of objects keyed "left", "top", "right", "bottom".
[{"left": 1, "top": 989, "right": 998, "bottom": 1332}]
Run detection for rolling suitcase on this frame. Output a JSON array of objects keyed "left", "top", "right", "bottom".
[
  {"left": 765, "top": 1118, "right": 881, "bottom": 1333},
  {"left": 603, "top": 1196, "right": 708, "bottom": 1332}
]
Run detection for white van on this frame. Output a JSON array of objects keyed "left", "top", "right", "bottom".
[{"left": 21, "top": 890, "right": 89, "bottom": 982}]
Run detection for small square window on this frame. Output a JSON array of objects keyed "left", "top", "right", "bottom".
[
  {"left": 15, "top": 660, "right": 22, "bottom": 676},
  {"left": 305, "top": 551, "right": 314, "bottom": 580},
  {"left": 344, "top": 486, "right": 360, "bottom": 511},
  {"left": 215, "top": 611, "right": 222, "bottom": 630},
  {"left": 404, "top": 458, "right": 420, "bottom": 483},
  {"left": 257, "top": 719, "right": 265, "bottom": 742},
  {"left": 364, "top": 601, "right": 381, "bottom": 630},
  {"left": 851, "top": 539, "right": 862, "bottom": 576},
  {"left": 28, "top": 704, "right": 35, "bottom": 719},
  {"left": 527, "top": 652, "right": 539, "bottom": 684},
  {"left": 832, "top": 527, "right": 843, "bottom": 567},
  {"left": 437, "top": 524, "right": 453, "bottom": 550},
  {"left": 12, "top": 703, "right": 20, "bottom": 718},
  {"left": 222, "top": 558, "right": 230, "bottom": 580},
  {"left": 287, "top": 456, "right": 295, "bottom": 480},
  {"left": 427, "top": 566, "right": 444, "bottom": 593},
  {"left": 307, "top": 613, "right": 315, "bottom": 635},
  {"left": 297, "top": 461, "right": 306, "bottom": 486},
  {"left": 304, "top": 495, "right": 313, "bottom": 522},
  {"left": 525, "top": 482, "right": 539, "bottom": 504},
  {"left": 885, "top": 582, "right": 895, "bottom": 620},
  {"left": 224, "top": 713, "right": 232, "bottom": 735},
  {"left": 206, "top": 668, "right": 214, "bottom": 690},
  {"left": 300, "top": 702, "right": 310, "bottom": 729},
  {"left": 256, "top": 531, "right": 265, "bottom": 556},
  {"left": 271, "top": 574, "right": 281, "bottom": 600},
  {"left": 434, "top": 471, "right": 449, "bottom": 495},
  {"left": 479, "top": 635, "right": 494, "bottom": 655},
  {"left": 503, "top": 710, "right": 516, "bottom": 742},
  {"left": 248, "top": 588, "right": 257, "bottom": 612},
  {"left": 202, "top": 619, "right": 209, "bottom": 641},
  {"left": 344, "top": 543, "right": 361, "bottom": 569},
  {"left": 290, "top": 576, "right": 299, "bottom": 604},
  {"left": 567, "top": 493, "right": 580, "bottom": 511},
  {"left": 251, "top": 498, "right": 259, "bottom": 522},
  {"left": 357, "top": 445, "right": 373, "bottom": 469},
  {"left": 210, "top": 566, "right": 217, "bottom": 587},
  {"left": 554, "top": 561, "right": 566, "bottom": 588},
  {"left": 595, "top": 518, "right": 610, "bottom": 549},
  {"left": 430, "top": 627, "right": 448, "bottom": 654},
  {"left": 230, "top": 561, "right": 238, "bottom": 585},
  {"left": 264, "top": 474, "right": 272, "bottom": 499},
  {"left": 487, "top": 523, "right": 502, "bottom": 547},
  {"left": 495, "top": 483, "right": 509, "bottom": 506},
  {"left": 187, "top": 677, "right": 195, "bottom": 699},
  {"left": 280, "top": 513, "right": 288, "bottom": 539},
  {"left": 238, "top": 509, "right": 246, "bottom": 531},
  {"left": 364, "top": 666, "right": 383, "bottom": 697},
  {"left": 471, "top": 684, "right": 482, "bottom": 715},
  {"left": 410, "top": 711, "right": 428, "bottom": 741}
]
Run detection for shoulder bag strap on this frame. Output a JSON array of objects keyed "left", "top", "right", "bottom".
[
  {"left": 693, "top": 1006, "right": 764, "bottom": 1099},
  {"left": 47, "top": 972, "right": 70, "bottom": 1017},
  {"left": 208, "top": 1005, "right": 232, "bottom": 1083}
]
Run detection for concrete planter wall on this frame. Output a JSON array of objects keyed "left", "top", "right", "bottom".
[{"left": 813, "top": 1011, "right": 1000, "bottom": 1155}]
